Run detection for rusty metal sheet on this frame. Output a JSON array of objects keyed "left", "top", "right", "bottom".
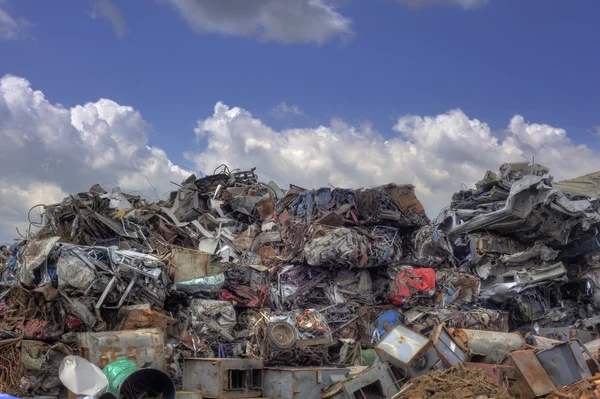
[
  {"left": 76, "top": 328, "right": 165, "bottom": 369},
  {"left": 509, "top": 350, "right": 555, "bottom": 398},
  {"left": 528, "top": 335, "right": 563, "bottom": 350},
  {"left": 172, "top": 247, "right": 212, "bottom": 283}
]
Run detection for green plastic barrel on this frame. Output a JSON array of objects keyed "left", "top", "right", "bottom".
[
  {"left": 103, "top": 359, "right": 175, "bottom": 399},
  {"left": 361, "top": 349, "right": 379, "bottom": 367}
]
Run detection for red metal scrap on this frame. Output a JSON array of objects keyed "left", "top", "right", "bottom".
[
  {"left": 389, "top": 268, "right": 436, "bottom": 305},
  {"left": 219, "top": 284, "right": 268, "bottom": 308},
  {"left": 64, "top": 315, "right": 83, "bottom": 332},
  {"left": 13, "top": 319, "right": 48, "bottom": 339}
]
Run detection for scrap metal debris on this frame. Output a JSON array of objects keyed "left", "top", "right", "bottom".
[
  {"left": 2, "top": 161, "right": 600, "bottom": 398},
  {"left": 397, "top": 365, "right": 513, "bottom": 399}
]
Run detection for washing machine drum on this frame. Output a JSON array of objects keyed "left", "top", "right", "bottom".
[{"left": 267, "top": 321, "right": 298, "bottom": 349}]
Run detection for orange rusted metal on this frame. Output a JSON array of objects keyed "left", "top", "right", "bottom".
[
  {"left": 75, "top": 328, "right": 165, "bottom": 369},
  {"left": 507, "top": 349, "right": 555, "bottom": 399}
]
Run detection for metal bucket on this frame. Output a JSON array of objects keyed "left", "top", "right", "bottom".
[{"left": 103, "top": 359, "right": 176, "bottom": 399}]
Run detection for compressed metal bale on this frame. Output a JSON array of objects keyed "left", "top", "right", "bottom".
[{"left": 304, "top": 228, "right": 369, "bottom": 267}]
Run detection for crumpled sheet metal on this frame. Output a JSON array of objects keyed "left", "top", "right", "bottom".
[
  {"left": 388, "top": 267, "right": 435, "bottom": 305},
  {"left": 435, "top": 269, "right": 480, "bottom": 306},
  {"left": 304, "top": 228, "right": 369, "bottom": 268},
  {"left": 57, "top": 249, "right": 96, "bottom": 290},
  {"left": 176, "top": 273, "right": 225, "bottom": 293},
  {"left": 404, "top": 307, "right": 509, "bottom": 332},
  {"left": 189, "top": 299, "right": 236, "bottom": 341},
  {"left": 474, "top": 241, "right": 559, "bottom": 281},
  {"left": 479, "top": 261, "right": 567, "bottom": 303},
  {"left": 413, "top": 225, "right": 455, "bottom": 268},
  {"left": 444, "top": 173, "right": 600, "bottom": 246},
  {"left": 18, "top": 236, "right": 60, "bottom": 285}
]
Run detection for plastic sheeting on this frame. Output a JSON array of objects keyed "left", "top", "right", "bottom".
[{"left": 58, "top": 355, "right": 108, "bottom": 396}]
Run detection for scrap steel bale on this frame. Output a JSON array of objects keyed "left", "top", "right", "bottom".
[{"left": 304, "top": 228, "right": 369, "bottom": 268}]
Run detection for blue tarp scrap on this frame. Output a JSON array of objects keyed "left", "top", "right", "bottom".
[
  {"left": 371, "top": 308, "right": 405, "bottom": 341},
  {"left": 291, "top": 190, "right": 315, "bottom": 222},
  {"left": 315, "top": 188, "right": 333, "bottom": 210}
]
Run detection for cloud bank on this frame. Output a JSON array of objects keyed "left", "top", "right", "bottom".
[
  {"left": 1, "top": 74, "right": 597, "bottom": 241},
  {"left": 185, "top": 102, "right": 599, "bottom": 216},
  {"left": 0, "top": 75, "right": 189, "bottom": 239}
]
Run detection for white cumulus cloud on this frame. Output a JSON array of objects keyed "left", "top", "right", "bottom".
[
  {"left": 185, "top": 102, "right": 600, "bottom": 218},
  {"left": 0, "top": 75, "right": 189, "bottom": 241},
  {"left": 2, "top": 75, "right": 597, "bottom": 242},
  {"left": 167, "top": 0, "right": 353, "bottom": 45}
]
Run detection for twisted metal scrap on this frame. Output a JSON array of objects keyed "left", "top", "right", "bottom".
[
  {"left": 398, "top": 365, "right": 513, "bottom": 399},
  {"left": 0, "top": 339, "right": 23, "bottom": 396}
]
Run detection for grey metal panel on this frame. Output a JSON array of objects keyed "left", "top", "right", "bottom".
[
  {"left": 535, "top": 341, "right": 592, "bottom": 388},
  {"left": 538, "top": 327, "right": 570, "bottom": 342},
  {"left": 263, "top": 368, "right": 349, "bottom": 399},
  {"left": 321, "top": 362, "right": 400, "bottom": 399},
  {"left": 432, "top": 325, "right": 466, "bottom": 366},
  {"left": 182, "top": 358, "right": 263, "bottom": 399},
  {"left": 263, "top": 369, "right": 294, "bottom": 399}
]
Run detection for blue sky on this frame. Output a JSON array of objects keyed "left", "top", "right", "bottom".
[
  {"left": 3, "top": 0, "right": 599, "bottom": 165},
  {"left": 0, "top": 0, "right": 599, "bottom": 239}
]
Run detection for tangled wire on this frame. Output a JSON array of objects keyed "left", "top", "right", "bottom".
[{"left": 0, "top": 339, "right": 23, "bottom": 396}]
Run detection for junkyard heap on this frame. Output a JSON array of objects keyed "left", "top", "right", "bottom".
[{"left": 2, "top": 162, "right": 600, "bottom": 399}]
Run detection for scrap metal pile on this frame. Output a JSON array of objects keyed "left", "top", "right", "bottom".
[{"left": 2, "top": 162, "right": 600, "bottom": 398}]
